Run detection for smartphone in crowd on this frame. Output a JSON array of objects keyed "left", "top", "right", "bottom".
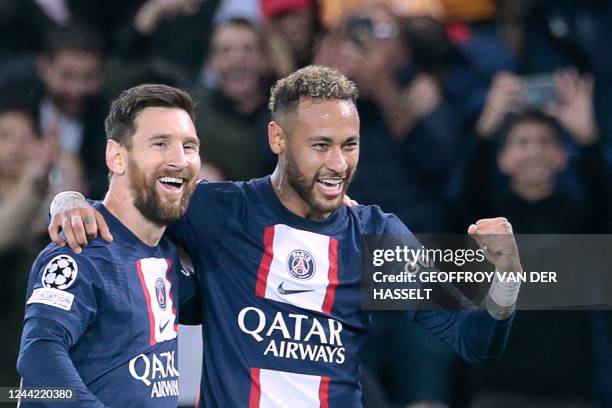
[{"left": 523, "top": 74, "right": 556, "bottom": 109}]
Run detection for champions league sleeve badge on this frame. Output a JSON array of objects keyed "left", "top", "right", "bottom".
[
  {"left": 41, "top": 254, "right": 79, "bottom": 290},
  {"left": 27, "top": 254, "right": 79, "bottom": 311}
]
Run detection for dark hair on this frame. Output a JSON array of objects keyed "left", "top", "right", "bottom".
[
  {"left": 43, "top": 23, "right": 106, "bottom": 58},
  {"left": 506, "top": 110, "right": 561, "bottom": 134},
  {"left": 211, "top": 17, "right": 263, "bottom": 53},
  {"left": 501, "top": 110, "right": 564, "bottom": 146},
  {"left": 268, "top": 65, "right": 358, "bottom": 121},
  {"left": 400, "top": 16, "right": 458, "bottom": 75},
  {"left": 104, "top": 84, "right": 195, "bottom": 148},
  {"left": 0, "top": 87, "right": 39, "bottom": 135}
]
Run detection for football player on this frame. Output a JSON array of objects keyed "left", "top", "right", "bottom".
[{"left": 18, "top": 84, "right": 201, "bottom": 407}]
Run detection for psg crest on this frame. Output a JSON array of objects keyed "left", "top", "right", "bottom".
[
  {"left": 155, "top": 278, "right": 167, "bottom": 310},
  {"left": 286, "top": 249, "right": 316, "bottom": 280},
  {"left": 41, "top": 255, "right": 78, "bottom": 290}
]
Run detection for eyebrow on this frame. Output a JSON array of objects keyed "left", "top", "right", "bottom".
[
  {"left": 149, "top": 133, "right": 171, "bottom": 142},
  {"left": 307, "top": 136, "right": 334, "bottom": 144},
  {"left": 149, "top": 133, "right": 200, "bottom": 146},
  {"left": 184, "top": 136, "right": 200, "bottom": 146},
  {"left": 307, "top": 135, "right": 360, "bottom": 143}
]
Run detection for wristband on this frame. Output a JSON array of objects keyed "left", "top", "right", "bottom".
[
  {"left": 50, "top": 191, "right": 86, "bottom": 217},
  {"left": 488, "top": 268, "right": 521, "bottom": 307}
]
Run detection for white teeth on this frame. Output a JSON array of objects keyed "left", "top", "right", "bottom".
[
  {"left": 318, "top": 179, "right": 342, "bottom": 186},
  {"left": 158, "top": 177, "right": 184, "bottom": 184}
]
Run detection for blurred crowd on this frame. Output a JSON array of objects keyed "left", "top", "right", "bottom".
[{"left": 1, "top": 0, "right": 611, "bottom": 407}]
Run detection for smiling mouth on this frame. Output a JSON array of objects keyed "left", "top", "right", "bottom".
[
  {"left": 316, "top": 178, "right": 343, "bottom": 196},
  {"left": 157, "top": 176, "right": 185, "bottom": 193}
]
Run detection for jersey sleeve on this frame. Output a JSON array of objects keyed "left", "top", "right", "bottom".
[
  {"left": 379, "top": 210, "right": 514, "bottom": 362},
  {"left": 414, "top": 309, "right": 514, "bottom": 363},
  {"left": 380, "top": 212, "right": 414, "bottom": 235},
  {"left": 18, "top": 318, "right": 109, "bottom": 407},
  {"left": 24, "top": 248, "right": 100, "bottom": 345}
]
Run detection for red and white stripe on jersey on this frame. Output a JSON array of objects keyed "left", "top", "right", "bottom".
[
  {"left": 256, "top": 224, "right": 339, "bottom": 315},
  {"left": 249, "top": 368, "right": 329, "bottom": 408},
  {"left": 136, "top": 257, "right": 177, "bottom": 345}
]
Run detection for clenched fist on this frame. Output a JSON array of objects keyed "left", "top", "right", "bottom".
[{"left": 468, "top": 217, "right": 522, "bottom": 273}]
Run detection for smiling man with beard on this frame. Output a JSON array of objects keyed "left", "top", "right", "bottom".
[
  {"left": 192, "top": 17, "right": 276, "bottom": 181},
  {"left": 50, "top": 66, "right": 521, "bottom": 408},
  {"left": 17, "top": 84, "right": 201, "bottom": 407}
]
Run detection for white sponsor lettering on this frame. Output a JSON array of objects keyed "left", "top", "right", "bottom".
[
  {"left": 238, "top": 307, "right": 267, "bottom": 342},
  {"left": 266, "top": 312, "right": 291, "bottom": 339},
  {"left": 263, "top": 339, "right": 346, "bottom": 364},
  {"left": 237, "top": 307, "right": 345, "bottom": 364},
  {"left": 129, "top": 351, "right": 179, "bottom": 394},
  {"left": 151, "top": 379, "right": 179, "bottom": 397},
  {"left": 27, "top": 288, "right": 74, "bottom": 311}
]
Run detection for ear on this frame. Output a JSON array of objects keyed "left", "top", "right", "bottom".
[
  {"left": 37, "top": 54, "right": 51, "bottom": 80},
  {"left": 497, "top": 148, "right": 514, "bottom": 176},
  {"left": 106, "top": 140, "right": 126, "bottom": 176},
  {"left": 268, "top": 121, "right": 286, "bottom": 155}
]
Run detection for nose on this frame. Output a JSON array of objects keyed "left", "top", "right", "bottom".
[
  {"left": 326, "top": 146, "right": 349, "bottom": 174},
  {"left": 525, "top": 140, "right": 546, "bottom": 158},
  {"left": 166, "top": 143, "right": 188, "bottom": 170}
]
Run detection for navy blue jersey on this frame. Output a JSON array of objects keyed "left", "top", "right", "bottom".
[
  {"left": 168, "top": 177, "right": 513, "bottom": 408},
  {"left": 20, "top": 203, "right": 195, "bottom": 407}
]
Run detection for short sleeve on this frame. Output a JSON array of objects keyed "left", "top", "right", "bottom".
[
  {"left": 381, "top": 213, "right": 414, "bottom": 236},
  {"left": 24, "top": 249, "right": 99, "bottom": 345}
]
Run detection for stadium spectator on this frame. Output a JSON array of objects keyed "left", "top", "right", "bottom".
[
  {"left": 460, "top": 69, "right": 608, "bottom": 233},
  {"left": 0, "top": 103, "right": 55, "bottom": 252},
  {"left": 0, "top": 94, "right": 83, "bottom": 389},
  {"left": 2, "top": 24, "right": 109, "bottom": 198},
  {"left": 261, "top": 0, "right": 322, "bottom": 70},
  {"left": 459, "top": 68, "right": 610, "bottom": 408},
  {"left": 192, "top": 17, "right": 276, "bottom": 181}
]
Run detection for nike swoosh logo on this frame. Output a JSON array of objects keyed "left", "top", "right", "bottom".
[
  {"left": 159, "top": 319, "right": 170, "bottom": 332},
  {"left": 277, "top": 282, "right": 314, "bottom": 295}
]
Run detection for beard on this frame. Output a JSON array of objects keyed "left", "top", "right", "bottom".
[
  {"left": 128, "top": 157, "right": 197, "bottom": 227},
  {"left": 284, "top": 148, "right": 355, "bottom": 215}
]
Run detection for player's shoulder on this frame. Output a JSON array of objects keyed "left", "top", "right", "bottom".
[
  {"left": 196, "top": 176, "right": 268, "bottom": 191},
  {"left": 33, "top": 239, "right": 113, "bottom": 280},
  {"left": 192, "top": 180, "right": 247, "bottom": 200},
  {"left": 29, "top": 243, "right": 106, "bottom": 293},
  {"left": 348, "top": 204, "right": 413, "bottom": 235},
  {"left": 190, "top": 178, "right": 264, "bottom": 207}
]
